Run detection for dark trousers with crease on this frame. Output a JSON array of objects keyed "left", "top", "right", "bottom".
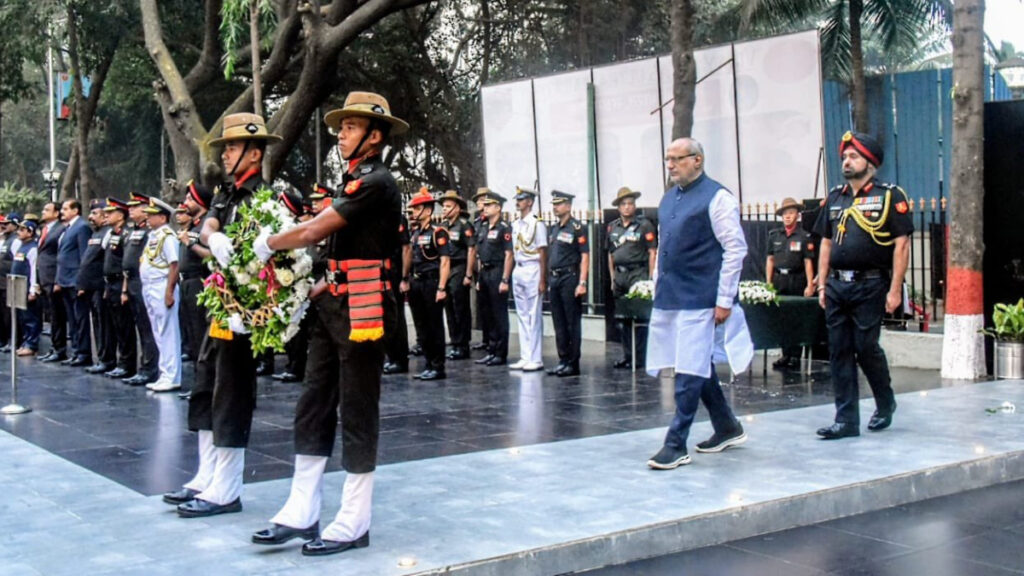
[
  {"left": 126, "top": 280, "right": 158, "bottom": 379},
  {"left": 665, "top": 365, "right": 740, "bottom": 450},
  {"left": 42, "top": 284, "right": 67, "bottom": 355},
  {"left": 88, "top": 289, "right": 115, "bottom": 365},
  {"left": 409, "top": 273, "right": 446, "bottom": 371},
  {"left": 477, "top": 265, "right": 508, "bottom": 359},
  {"left": 548, "top": 271, "right": 582, "bottom": 367},
  {"left": 824, "top": 277, "right": 895, "bottom": 426},
  {"left": 383, "top": 268, "right": 408, "bottom": 367},
  {"left": 179, "top": 276, "right": 208, "bottom": 388},
  {"left": 293, "top": 290, "right": 393, "bottom": 473},
  {"left": 63, "top": 287, "right": 91, "bottom": 359},
  {"left": 443, "top": 263, "right": 471, "bottom": 351},
  {"left": 104, "top": 284, "right": 136, "bottom": 372},
  {"left": 189, "top": 332, "right": 256, "bottom": 447}
]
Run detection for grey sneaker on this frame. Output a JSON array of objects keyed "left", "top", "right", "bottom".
[
  {"left": 695, "top": 424, "right": 747, "bottom": 453},
  {"left": 647, "top": 445, "right": 691, "bottom": 470}
]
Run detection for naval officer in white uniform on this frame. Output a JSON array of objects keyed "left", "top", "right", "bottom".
[{"left": 509, "top": 187, "right": 547, "bottom": 372}]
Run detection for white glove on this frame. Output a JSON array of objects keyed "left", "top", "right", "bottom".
[
  {"left": 290, "top": 300, "right": 310, "bottom": 324},
  {"left": 253, "top": 227, "right": 274, "bottom": 263},
  {"left": 208, "top": 232, "right": 234, "bottom": 268},
  {"left": 228, "top": 313, "right": 249, "bottom": 334}
]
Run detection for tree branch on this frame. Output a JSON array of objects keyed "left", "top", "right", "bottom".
[{"left": 183, "top": 0, "right": 224, "bottom": 93}]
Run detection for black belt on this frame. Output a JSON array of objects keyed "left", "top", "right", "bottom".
[
  {"left": 412, "top": 270, "right": 439, "bottom": 280},
  {"left": 830, "top": 269, "right": 888, "bottom": 282},
  {"left": 179, "top": 271, "right": 205, "bottom": 281},
  {"left": 549, "top": 266, "right": 577, "bottom": 277},
  {"left": 104, "top": 274, "right": 123, "bottom": 282},
  {"left": 480, "top": 262, "right": 501, "bottom": 269},
  {"left": 775, "top": 267, "right": 795, "bottom": 275},
  {"left": 614, "top": 263, "right": 644, "bottom": 273}
]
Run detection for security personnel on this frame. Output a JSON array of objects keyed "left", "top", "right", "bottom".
[
  {"left": 546, "top": 190, "right": 589, "bottom": 377},
  {"left": 437, "top": 190, "right": 475, "bottom": 360},
  {"left": 812, "top": 131, "right": 913, "bottom": 440},
  {"left": 468, "top": 187, "right": 491, "bottom": 351},
  {"left": 178, "top": 182, "right": 214, "bottom": 395},
  {"left": 250, "top": 91, "right": 403, "bottom": 556},
  {"left": 382, "top": 213, "right": 411, "bottom": 374},
  {"left": 81, "top": 200, "right": 115, "bottom": 374},
  {"left": 272, "top": 188, "right": 311, "bottom": 383},
  {"left": 166, "top": 112, "right": 281, "bottom": 518},
  {"left": 140, "top": 197, "right": 182, "bottom": 393},
  {"left": 766, "top": 196, "right": 816, "bottom": 370},
  {"left": 509, "top": 187, "right": 547, "bottom": 372},
  {"left": 121, "top": 193, "right": 160, "bottom": 386},
  {"left": 402, "top": 188, "right": 452, "bottom": 380},
  {"left": 474, "top": 191, "right": 513, "bottom": 366},
  {"left": 0, "top": 214, "right": 19, "bottom": 351},
  {"left": 12, "top": 217, "right": 40, "bottom": 355},
  {"left": 607, "top": 186, "right": 657, "bottom": 370},
  {"left": 100, "top": 199, "right": 136, "bottom": 379}
]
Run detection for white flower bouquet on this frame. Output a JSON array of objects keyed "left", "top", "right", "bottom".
[
  {"left": 625, "top": 280, "right": 655, "bottom": 301},
  {"left": 739, "top": 280, "right": 779, "bottom": 306},
  {"left": 197, "top": 186, "right": 314, "bottom": 355}
]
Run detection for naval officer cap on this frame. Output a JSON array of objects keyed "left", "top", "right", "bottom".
[
  {"left": 143, "top": 197, "right": 175, "bottom": 217},
  {"left": 514, "top": 187, "right": 537, "bottom": 202},
  {"left": 481, "top": 191, "right": 507, "bottom": 206},
  {"left": 550, "top": 190, "right": 575, "bottom": 204}
]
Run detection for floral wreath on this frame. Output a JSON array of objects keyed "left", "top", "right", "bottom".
[{"left": 197, "top": 186, "right": 314, "bottom": 355}]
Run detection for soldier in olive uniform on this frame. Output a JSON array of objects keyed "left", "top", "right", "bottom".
[
  {"left": 402, "top": 188, "right": 452, "bottom": 380},
  {"left": 474, "top": 192, "right": 514, "bottom": 366},
  {"left": 546, "top": 191, "right": 589, "bottom": 377},
  {"left": 100, "top": 199, "right": 136, "bottom": 379},
  {"left": 607, "top": 187, "right": 657, "bottom": 370},
  {"left": 177, "top": 182, "right": 214, "bottom": 394},
  {"left": 467, "top": 187, "right": 491, "bottom": 351},
  {"left": 766, "top": 196, "right": 816, "bottom": 370},
  {"left": 122, "top": 193, "right": 160, "bottom": 386},
  {"left": 81, "top": 200, "right": 115, "bottom": 374},
  {"left": 812, "top": 131, "right": 913, "bottom": 440},
  {"left": 437, "top": 190, "right": 475, "bottom": 360},
  {"left": 382, "top": 213, "right": 411, "bottom": 374}
]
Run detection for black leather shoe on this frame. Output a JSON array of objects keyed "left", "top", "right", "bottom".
[
  {"left": 255, "top": 361, "right": 272, "bottom": 376},
  {"left": 271, "top": 372, "right": 301, "bottom": 383},
  {"left": 301, "top": 532, "right": 369, "bottom": 557},
  {"left": 546, "top": 363, "right": 567, "bottom": 375},
  {"left": 816, "top": 422, "right": 860, "bottom": 440},
  {"left": 178, "top": 390, "right": 191, "bottom": 400},
  {"left": 867, "top": 407, "right": 895, "bottom": 431},
  {"left": 124, "top": 374, "right": 151, "bottom": 386},
  {"left": 181, "top": 353, "right": 192, "bottom": 362},
  {"left": 556, "top": 364, "right": 580, "bottom": 377},
  {"left": 409, "top": 345, "right": 423, "bottom": 357},
  {"left": 470, "top": 342, "right": 487, "bottom": 351},
  {"left": 447, "top": 348, "right": 469, "bottom": 360},
  {"left": 0, "top": 345, "right": 10, "bottom": 353},
  {"left": 252, "top": 522, "right": 320, "bottom": 545},
  {"left": 105, "top": 367, "right": 130, "bottom": 378},
  {"left": 485, "top": 356, "right": 506, "bottom": 366},
  {"left": 177, "top": 497, "right": 242, "bottom": 518},
  {"left": 86, "top": 363, "right": 114, "bottom": 374},
  {"left": 613, "top": 359, "right": 632, "bottom": 369},
  {"left": 382, "top": 362, "right": 408, "bottom": 375},
  {"left": 417, "top": 369, "right": 446, "bottom": 381},
  {"left": 162, "top": 487, "right": 199, "bottom": 505},
  {"left": 474, "top": 354, "right": 495, "bottom": 365},
  {"left": 67, "top": 356, "right": 92, "bottom": 367},
  {"left": 41, "top": 352, "right": 67, "bottom": 364}
]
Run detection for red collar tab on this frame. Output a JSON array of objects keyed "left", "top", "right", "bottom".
[
  {"left": 234, "top": 167, "right": 260, "bottom": 188},
  {"left": 784, "top": 223, "right": 798, "bottom": 236},
  {"left": 347, "top": 152, "right": 379, "bottom": 175}
]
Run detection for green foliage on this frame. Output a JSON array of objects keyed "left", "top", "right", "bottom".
[
  {"left": 220, "top": 0, "right": 277, "bottom": 81},
  {"left": 0, "top": 182, "right": 48, "bottom": 214},
  {"left": 982, "top": 299, "right": 1024, "bottom": 343}
]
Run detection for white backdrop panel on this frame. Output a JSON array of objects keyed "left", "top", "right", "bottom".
[
  {"left": 733, "top": 30, "right": 824, "bottom": 205},
  {"left": 481, "top": 79, "right": 537, "bottom": 200},
  {"left": 659, "top": 45, "right": 740, "bottom": 198},
  {"left": 533, "top": 70, "right": 591, "bottom": 210},
  {"left": 592, "top": 59, "right": 664, "bottom": 210}
]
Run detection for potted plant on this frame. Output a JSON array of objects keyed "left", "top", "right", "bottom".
[
  {"left": 982, "top": 298, "right": 1024, "bottom": 379},
  {"left": 617, "top": 280, "right": 654, "bottom": 321}
]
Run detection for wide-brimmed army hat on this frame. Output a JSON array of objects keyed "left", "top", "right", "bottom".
[
  {"left": 471, "top": 187, "right": 492, "bottom": 202},
  {"left": 775, "top": 197, "right": 802, "bottom": 216},
  {"left": 437, "top": 190, "right": 467, "bottom": 208},
  {"left": 209, "top": 113, "right": 283, "bottom": 146},
  {"left": 611, "top": 186, "right": 641, "bottom": 206},
  {"left": 324, "top": 92, "right": 409, "bottom": 136}
]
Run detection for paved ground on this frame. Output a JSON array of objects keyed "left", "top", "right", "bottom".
[{"left": 580, "top": 479, "right": 1024, "bottom": 576}]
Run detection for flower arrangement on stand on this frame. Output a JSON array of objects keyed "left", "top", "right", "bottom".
[
  {"left": 739, "top": 280, "right": 779, "bottom": 306},
  {"left": 197, "top": 187, "right": 314, "bottom": 355},
  {"left": 625, "top": 279, "right": 654, "bottom": 301},
  {"left": 617, "top": 279, "right": 654, "bottom": 321}
]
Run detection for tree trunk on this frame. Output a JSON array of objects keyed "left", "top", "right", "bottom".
[
  {"left": 251, "top": 0, "right": 263, "bottom": 117},
  {"left": 941, "top": 0, "right": 986, "bottom": 379},
  {"left": 670, "top": 0, "right": 696, "bottom": 139},
  {"left": 848, "top": 0, "right": 869, "bottom": 131}
]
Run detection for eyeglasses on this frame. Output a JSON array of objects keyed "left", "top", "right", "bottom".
[{"left": 664, "top": 153, "right": 697, "bottom": 164}]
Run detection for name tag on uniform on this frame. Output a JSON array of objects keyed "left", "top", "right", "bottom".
[
  {"left": 14, "top": 253, "right": 25, "bottom": 262},
  {"left": 487, "top": 230, "right": 498, "bottom": 240},
  {"left": 131, "top": 231, "right": 145, "bottom": 241},
  {"left": 449, "top": 231, "right": 460, "bottom": 241},
  {"left": 557, "top": 231, "right": 573, "bottom": 243},
  {"left": 625, "top": 232, "right": 639, "bottom": 242},
  {"left": 417, "top": 235, "right": 431, "bottom": 245},
  {"left": 789, "top": 241, "right": 801, "bottom": 252},
  {"left": 111, "top": 236, "right": 122, "bottom": 247},
  {"left": 88, "top": 238, "right": 101, "bottom": 245}
]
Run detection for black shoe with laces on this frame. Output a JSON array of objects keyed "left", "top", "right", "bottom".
[
  {"left": 695, "top": 424, "right": 747, "bottom": 453},
  {"left": 647, "top": 445, "right": 691, "bottom": 470}
]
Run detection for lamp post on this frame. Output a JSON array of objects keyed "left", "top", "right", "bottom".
[{"left": 42, "top": 168, "right": 61, "bottom": 203}]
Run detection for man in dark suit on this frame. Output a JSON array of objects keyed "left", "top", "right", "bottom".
[
  {"left": 55, "top": 199, "right": 93, "bottom": 366},
  {"left": 36, "top": 202, "right": 68, "bottom": 362}
]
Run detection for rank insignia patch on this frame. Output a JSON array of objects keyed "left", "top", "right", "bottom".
[
  {"left": 895, "top": 201, "right": 908, "bottom": 214},
  {"left": 344, "top": 179, "right": 363, "bottom": 195}
]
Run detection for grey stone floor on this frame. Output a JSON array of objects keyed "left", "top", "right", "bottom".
[{"left": 2, "top": 379, "right": 1023, "bottom": 575}]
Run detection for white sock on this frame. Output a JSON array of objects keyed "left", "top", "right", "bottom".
[
  {"left": 320, "top": 472, "right": 373, "bottom": 542},
  {"left": 269, "top": 455, "right": 327, "bottom": 529},
  {"left": 196, "top": 447, "right": 245, "bottom": 505},
  {"left": 183, "top": 430, "right": 215, "bottom": 492}
]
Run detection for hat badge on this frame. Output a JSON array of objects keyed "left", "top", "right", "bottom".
[
  {"left": 371, "top": 104, "right": 385, "bottom": 114},
  {"left": 842, "top": 131, "right": 853, "bottom": 142},
  {"left": 246, "top": 123, "right": 259, "bottom": 134}
]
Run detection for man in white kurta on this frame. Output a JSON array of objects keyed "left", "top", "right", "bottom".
[
  {"left": 646, "top": 138, "right": 753, "bottom": 470},
  {"left": 139, "top": 198, "right": 182, "bottom": 392},
  {"left": 509, "top": 188, "right": 547, "bottom": 371}
]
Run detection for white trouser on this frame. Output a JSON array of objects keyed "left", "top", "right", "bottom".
[
  {"left": 270, "top": 455, "right": 328, "bottom": 529},
  {"left": 183, "top": 430, "right": 216, "bottom": 492},
  {"left": 142, "top": 279, "right": 181, "bottom": 384},
  {"left": 196, "top": 447, "right": 245, "bottom": 505},
  {"left": 512, "top": 261, "right": 543, "bottom": 364},
  {"left": 320, "top": 472, "right": 374, "bottom": 542}
]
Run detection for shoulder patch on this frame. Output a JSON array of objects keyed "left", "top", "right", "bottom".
[
  {"left": 895, "top": 201, "right": 908, "bottom": 214},
  {"left": 344, "top": 179, "right": 363, "bottom": 195},
  {"left": 503, "top": 232, "right": 511, "bottom": 241},
  {"left": 465, "top": 227, "right": 473, "bottom": 237},
  {"left": 578, "top": 236, "right": 586, "bottom": 244},
  {"left": 360, "top": 164, "right": 373, "bottom": 175},
  {"left": 437, "top": 236, "right": 447, "bottom": 246},
  {"left": 645, "top": 231, "right": 655, "bottom": 242}
]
